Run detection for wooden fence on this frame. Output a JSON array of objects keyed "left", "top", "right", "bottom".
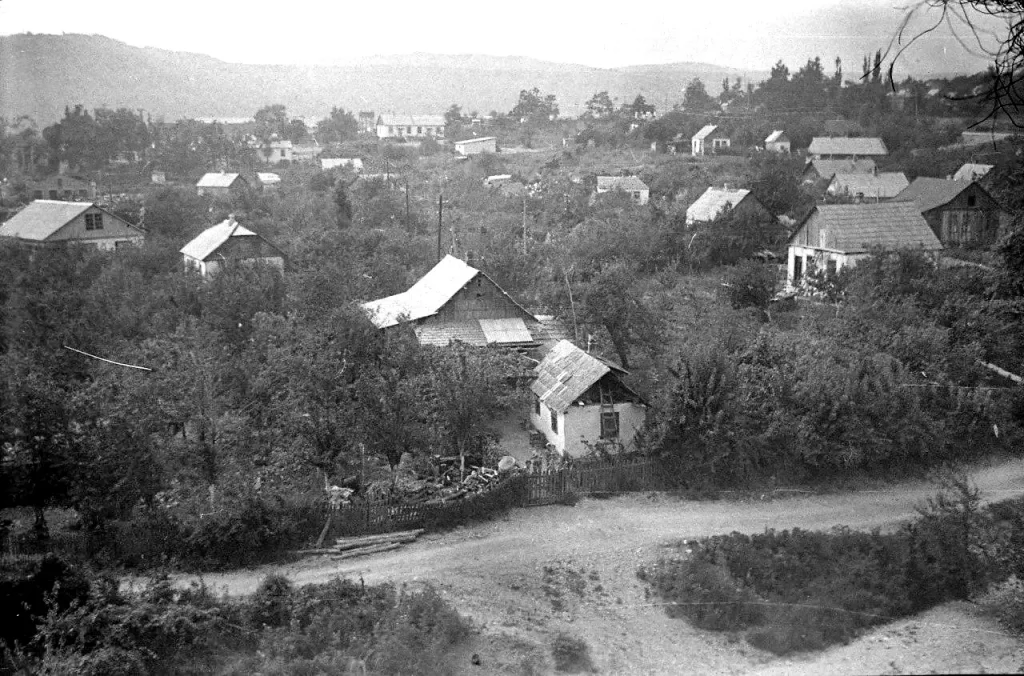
[{"left": 523, "top": 458, "right": 663, "bottom": 506}]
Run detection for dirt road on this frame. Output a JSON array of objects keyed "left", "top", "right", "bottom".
[{"left": 163, "top": 457, "right": 1024, "bottom": 674}]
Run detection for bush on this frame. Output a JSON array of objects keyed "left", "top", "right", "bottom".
[
  {"left": 0, "top": 554, "right": 92, "bottom": 654},
  {"left": 550, "top": 632, "right": 595, "bottom": 673}
]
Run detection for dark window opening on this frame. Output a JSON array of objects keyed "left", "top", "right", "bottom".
[
  {"left": 534, "top": 395, "right": 541, "bottom": 416},
  {"left": 85, "top": 213, "right": 103, "bottom": 230},
  {"left": 967, "top": 195, "right": 977, "bottom": 207},
  {"left": 550, "top": 409, "right": 558, "bottom": 433},
  {"left": 601, "top": 412, "right": 620, "bottom": 439}
]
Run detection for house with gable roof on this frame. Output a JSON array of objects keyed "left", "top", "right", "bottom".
[
  {"left": 530, "top": 340, "right": 646, "bottom": 458},
  {"left": 808, "top": 137, "right": 888, "bottom": 160},
  {"left": 361, "top": 255, "right": 565, "bottom": 353},
  {"left": 802, "top": 158, "right": 877, "bottom": 184},
  {"left": 180, "top": 216, "right": 285, "bottom": 278},
  {"left": 952, "top": 163, "right": 994, "bottom": 182},
  {"left": 787, "top": 202, "right": 942, "bottom": 287},
  {"left": 764, "top": 130, "right": 791, "bottom": 153},
  {"left": 826, "top": 171, "right": 909, "bottom": 201},
  {"left": 892, "top": 177, "right": 1005, "bottom": 247},
  {"left": 691, "top": 125, "right": 730, "bottom": 156},
  {"left": 0, "top": 200, "right": 144, "bottom": 250},
  {"left": 376, "top": 114, "right": 446, "bottom": 139},
  {"left": 595, "top": 176, "right": 649, "bottom": 205},
  {"left": 685, "top": 187, "right": 771, "bottom": 225},
  {"left": 196, "top": 172, "right": 249, "bottom": 198}
]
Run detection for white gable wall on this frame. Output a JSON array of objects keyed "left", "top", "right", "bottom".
[{"left": 530, "top": 397, "right": 646, "bottom": 458}]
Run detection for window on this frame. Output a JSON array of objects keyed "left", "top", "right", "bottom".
[
  {"left": 49, "top": 190, "right": 58, "bottom": 199},
  {"left": 793, "top": 255, "right": 804, "bottom": 283},
  {"left": 967, "top": 195, "right": 977, "bottom": 207},
  {"left": 407, "top": 126, "right": 412, "bottom": 134},
  {"left": 550, "top": 409, "right": 558, "bottom": 433},
  {"left": 826, "top": 259, "right": 838, "bottom": 275},
  {"left": 85, "top": 213, "right": 103, "bottom": 230},
  {"left": 601, "top": 412, "right": 620, "bottom": 439},
  {"left": 417, "top": 127, "right": 423, "bottom": 135},
  {"left": 33, "top": 190, "right": 43, "bottom": 199},
  {"left": 534, "top": 395, "right": 541, "bottom": 416},
  {"left": 57, "top": 178, "right": 63, "bottom": 188}
]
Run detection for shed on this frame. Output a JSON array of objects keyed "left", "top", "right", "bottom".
[
  {"left": 595, "top": 176, "right": 649, "bottom": 205},
  {"left": 686, "top": 187, "right": 771, "bottom": 225},
  {"left": 454, "top": 137, "right": 497, "bottom": 156},
  {"left": 764, "top": 130, "right": 790, "bottom": 153},
  {"left": 802, "top": 158, "right": 877, "bottom": 183},
  {"left": 180, "top": 216, "right": 285, "bottom": 278},
  {"left": 891, "top": 177, "right": 1004, "bottom": 246},
  {"left": 691, "top": 125, "right": 730, "bottom": 156},
  {"left": 196, "top": 172, "right": 248, "bottom": 198}
]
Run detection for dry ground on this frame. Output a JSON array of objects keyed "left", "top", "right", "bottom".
[{"left": 154, "top": 458, "right": 1024, "bottom": 675}]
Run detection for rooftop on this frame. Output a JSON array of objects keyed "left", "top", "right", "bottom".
[
  {"left": 794, "top": 202, "right": 942, "bottom": 253},
  {"left": 692, "top": 124, "right": 720, "bottom": 141},
  {"left": 828, "top": 172, "right": 909, "bottom": 199},
  {"left": 196, "top": 172, "right": 243, "bottom": 188},
  {"left": 531, "top": 340, "right": 628, "bottom": 413},
  {"left": 0, "top": 200, "right": 93, "bottom": 241},
  {"left": 808, "top": 137, "right": 888, "bottom": 156},
  {"left": 180, "top": 217, "right": 262, "bottom": 261},
  {"left": 686, "top": 187, "right": 752, "bottom": 223},
  {"left": 596, "top": 175, "right": 649, "bottom": 193},
  {"left": 891, "top": 176, "right": 981, "bottom": 213}
]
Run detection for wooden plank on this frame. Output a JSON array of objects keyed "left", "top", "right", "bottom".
[{"left": 330, "top": 542, "right": 403, "bottom": 560}]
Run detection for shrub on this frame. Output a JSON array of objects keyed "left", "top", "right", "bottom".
[
  {"left": 550, "top": 632, "right": 595, "bottom": 673},
  {"left": 0, "top": 554, "right": 92, "bottom": 654}
]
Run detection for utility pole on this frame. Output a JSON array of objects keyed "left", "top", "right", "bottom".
[
  {"left": 437, "top": 193, "right": 443, "bottom": 262},
  {"left": 522, "top": 193, "right": 528, "bottom": 255},
  {"left": 405, "top": 177, "right": 411, "bottom": 231}
]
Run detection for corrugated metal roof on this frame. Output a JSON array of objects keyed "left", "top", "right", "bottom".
[
  {"left": 686, "top": 187, "right": 751, "bottom": 223},
  {"left": 793, "top": 202, "right": 942, "bottom": 253},
  {"left": 196, "top": 172, "right": 243, "bottom": 188},
  {"left": 765, "top": 130, "right": 787, "bottom": 143},
  {"left": 828, "top": 172, "right": 909, "bottom": 199},
  {"left": 378, "top": 114, "right": 446, "bottom": 127},
  {"left": 892, "top": 176, "right": 977, "bottom": 214},
  {"left": 0, "top": 200, "right": 93, "bottom": 240},
  {"left": 952, "top": 163, "right": 994, "bottom": 182},
  {"left": 808, "top": 137, "right": 888, "bottom": 156},
  {"left": 596, "top": 176, "right": 649, "bottom": 193},
  {"left": 692, "top": 124, "right": 719, "bottom": 141},
  {"left": 180, "top": 217, "right": 260, "bottom": 260},
  {"left": 531, "top": 340, "right": 627, "bottom": 413},
  {"left": 805, "top": 158, "right": 877, "bottom": 179},
  {"left": 479, "top": 318, "right": 534, "bottom": 344}
]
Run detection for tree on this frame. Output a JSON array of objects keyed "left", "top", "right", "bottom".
[
  {"left": 579, "top": 263, "right": 666, "bottom": 369},
  {"left": 683, "top": 78, "right": 716, "bottom": 111},
  {"left": 584, "top": 91, "right": 615, "bottom": 119},
  {"left": 333, "top": 179, "right": 353, "bottom": 229},
  {"left": 254, "top": 104, "right": 289, "bottom": 142},
  {"left": 510, "top": 88, "right": 559, "bottom": 123},
  {"left": 630, "top": 94, "right": 656, "bottom": 118},
  {"left": 315, "top": 107, "right": 358, "bottom": 144},
  {"left": 444, "top": 104, "right": 464, "bottom": 126}
]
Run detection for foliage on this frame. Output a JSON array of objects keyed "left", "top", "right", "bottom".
[
  {"left": 723, "top": 261, "right": 776, "bottom": 312},
  {"left": 550, "top": 633, "right": 596, "bottom": 673},
  {"left": 510, "top": 87, "right": 559, "bottom": 124}
]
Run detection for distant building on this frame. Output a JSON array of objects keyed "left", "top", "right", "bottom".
[
  {"left": 764, "top": 130, "right": 790, "bottom": 153},
  {"left": 802, "top": 158, "right": 877, "bottom": 184},
  {"left": 28, "top": 174, "right": 96, "bottom": 201},
  {"left": 808, "top": 137, "right": 888, "bottom": 160},
  {"left": 686, "top": 187, "right": 771, "bottom": 225},
  {"left": 483, "top": 174, "right": 513, "bottom": 187},
  {"left": 826, "top": 172, "right": 909, "bottom": 201},
  {"left": 952, "top": 163, "right": 994, "bottom": 182},
  {"left": 595, "top": 176, "right": 650, "bottom": 205},
  {"left": 376, "top": 114, "right": 445, "bottom": 139},
  {"left": 787, "top": 202, "right": 941, "bottom": 287},
  {"left": 256, "top": 173, "right": 281, "bottom": 191},
  {"left": 151, "top": 170, "right": 167, "bottom": 185},
  {"left": 892, "top": 177, "right": 1005, "bottom": 247},
  {"left": 291, "top": 144, "right": 323, "bottom": 163},
  {"left": 257, "top": 140, "right": 293, "bottom": 164},
  {"left": 691, "top": 125, "right": 730, "bottom": 156},
  {"left": 180, "top": 216, "right": 285, "bottom": 278},
  {"left": 196, "top": 172, "right": 248, "bottom": 198},
  {"left": 0, "top": 200, "right": 144, "bottom": 250},
  {"left": 321, "top": 158, "right": 363, "bottom": 172},
  {"left": 454, "top": 137, "right": 497, "bottom": 156}
]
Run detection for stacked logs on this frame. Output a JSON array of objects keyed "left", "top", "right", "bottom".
[{"left": 296, "top": 528, "right": 424, "bottom": 558}]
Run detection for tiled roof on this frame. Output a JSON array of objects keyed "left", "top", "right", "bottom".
[
  {"left": 692, "top": 124, "right": 720, "bottom": 141},
  {"left": 952, "top": 163, "right": 994, "bottom": 181},
  {"left": 596, "top": 176, "right": 648, "bottom": 193},
  {"left": 196, "top": 172, "right": 243, "bottom": 188},
  {"left": 531, "top": 340, "right": 627, "bottom": 413},
  {"left": 793, "top": 202, "right": 942, "bottom": 254},
  {"left": 892, "top": 177, "right": 977, "bottom": 213},
  {"left": 180, "top": 217, "right": 265, "bottom": 261},
  {"left": 828, "top": 172, "right": 909, "bottom": 199},
  {"left": 805, "top": 158, "right": 877, "bottom": 179},
  {"left": 377, "top": 114, "right": 446, "bottom": 127},
  {"left": 0, "top": 200, "right": 93, "bottom": 240},
  {"left": 686, "top": 187, "right": 751, "bottom": 223},
  {"left": 808, "top": 137, "right": 888, "bottom": 156},
  {"left": 765, "top": 130, "right": 787, "bottom": 143}
]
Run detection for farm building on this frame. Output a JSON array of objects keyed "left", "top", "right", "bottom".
[
  {"left": 376, "top": 114, "right": 446, "bottom": 139},
  {"left": 808, "top": 137, "right": 888, "bottom": 160},
  {"left": 691, "top": 125, "right": 731, "bottom": 156},
  {"left": 685, "top": 187, "right": 771, "bottom": 225},
  {"left": 361, "top": 255, "right": 563, "bottom": 352},
  {"left": 28, "top": 174, "right": 96, "bottom": 201},
  {"left": 530, "top": 340, "right": 646, "bottom": 458},
  {"left": 321, "top": 158, "right": 364, "bottom": 172},
  {"left": 196, "top": 172, "right": 249, "bottom": 198},
  {"left": 764, "top": 130, "right": 790, "bottom": 153},
  {"left": 454, "top": 137, "right": 497, "bottom": 156},
  {"left": 826, "top": 172, "right": 909, "bottom": 201},
  {"left": 0, "top": 200, "right": 144, "bottom": 250},
  {"left": 787, "top": 202, "right": 941, "bottom": 287},
  {"left": 952, "top": 163, "right": 994, "bottom": 182},
  {"left": 257, "top": 173, "right": 281, "bottom": 191},
  {"left": 892, "top": 177, "right": 1005, "bottom": 247},
  {"left": 180, "top": 216, "right": 285, "bottom": 278},
  {"left": 595, "top": 176, "right": 649, "bottom": 205},
  {"left": 256, "top": 140, "right": 292, "bottom": 164},
  {"left": 802, "top": 158, "right": 877, "bottom": 183}
]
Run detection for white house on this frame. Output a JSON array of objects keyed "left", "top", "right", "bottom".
[
  {"left": 530, "top": 340, "right": 647, "bottom": 458},
  {"left": 0, "top": 200, "right": 144, "bottom": 251},
  {"left": 257, "top": 140, "right": 292, "bottom": 164},
  {"left": 764, "top": 130, "right": 791, "bottom": 153},
  {"left": 691, "top": 125, "right": 730, "bottom": 156},
  {"left": 257, "top": 173, "right": 282, "bottom": 191},
  {"left": 787, "top": 202, "right": 941, "bottom": 287},
  {"left": 454, "top": 137, "right": 497, "bottom": 156},
  {"left": 180, "top": 216, "right": 285, "bottom": 278},
  {"left": 595, "top": 176, "right": 650, "bottom": 205},
  {"left": 196, "top": 172, "right": 248, "bottom": 198},
  {"left": 376, "top": 114, "right": 446, "bottom": 139},
  {"left": 685, "top": 187, "right": 771, "bottom": 225}
]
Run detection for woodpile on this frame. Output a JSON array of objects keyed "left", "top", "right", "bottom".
[{"left": 296, "top": 528, "right": 424, "bottom": 558}]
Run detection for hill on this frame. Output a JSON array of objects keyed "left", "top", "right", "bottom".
[{"left": 0, "top": 33, "right": 766, "bottom": 124}]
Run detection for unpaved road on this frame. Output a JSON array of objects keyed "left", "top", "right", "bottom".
[{"left": 159, "top": 458, "right": 1024, "bottom": 674}]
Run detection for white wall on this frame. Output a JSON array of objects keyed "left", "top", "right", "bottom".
[{"left": 531, "top": 397, "right": 646, "bottom": 458}]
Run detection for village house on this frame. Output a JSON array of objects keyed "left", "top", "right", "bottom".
[
  {"left": 454, "top": 137, "right": 498, "bottom": 156},
  {"left": 892, "top": 177, "right": 1005, "bottom": 247},
  {"left": 196, "top": 172, "right": 249, "bottom": 198},
  {"left": 691, "top": 125, "right": 731, "bottom": 156},
  {"left": 28, "top": 174, "right": 96, "bottom": 201},
  {"left": 256, "top": 173, "right": 281, "bottom": 192},
  {"left": 595, "top": 176, "right": 650, "bottom": 205},
  {"left": 764, "top": 130, "right": 791, "bottom": 153},
  {"left": 802, "top": 158, "right": 877, "bottom": 184},
  {"left": 256, "top": 140, "right": 293, "bottom": 164},
  {"left": 321, "top": 158, "right": 364, "bottom": 172},
  {"left": 361, "top": 255, "right": 563, "bottom": 353},
  {"left": 808, "top": 137, "right": 888, "bottom": 160},
  {"left": 787, "top": 202, "right": 942, "bottom": 287},
  {"left": 685, "top": 187, "right": 771, "bottom": 225},
  {"left": 291, "top": 143, "right": 323, "bottom": 164},
  {"left": 826, "top": 171, "right": 909, "bottom": 201},
  {"left": 0, "top": 200, "right": 144, "bottom": 250},
  {"left": 180, "top": 216, "right": 285, "bottom": 278},
  {"left": 531, "top": 340, "right": 646, "bottom": 458},
  {"left": 376, "top": 114, "right": 446, "bottom": 139},
  {"left": 952, "top": 163, "right": 994, "bottom": 182}
]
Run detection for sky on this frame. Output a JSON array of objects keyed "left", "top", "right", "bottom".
[{"left": 0, "top": 0, "right": 1005, "bottom": 74}]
